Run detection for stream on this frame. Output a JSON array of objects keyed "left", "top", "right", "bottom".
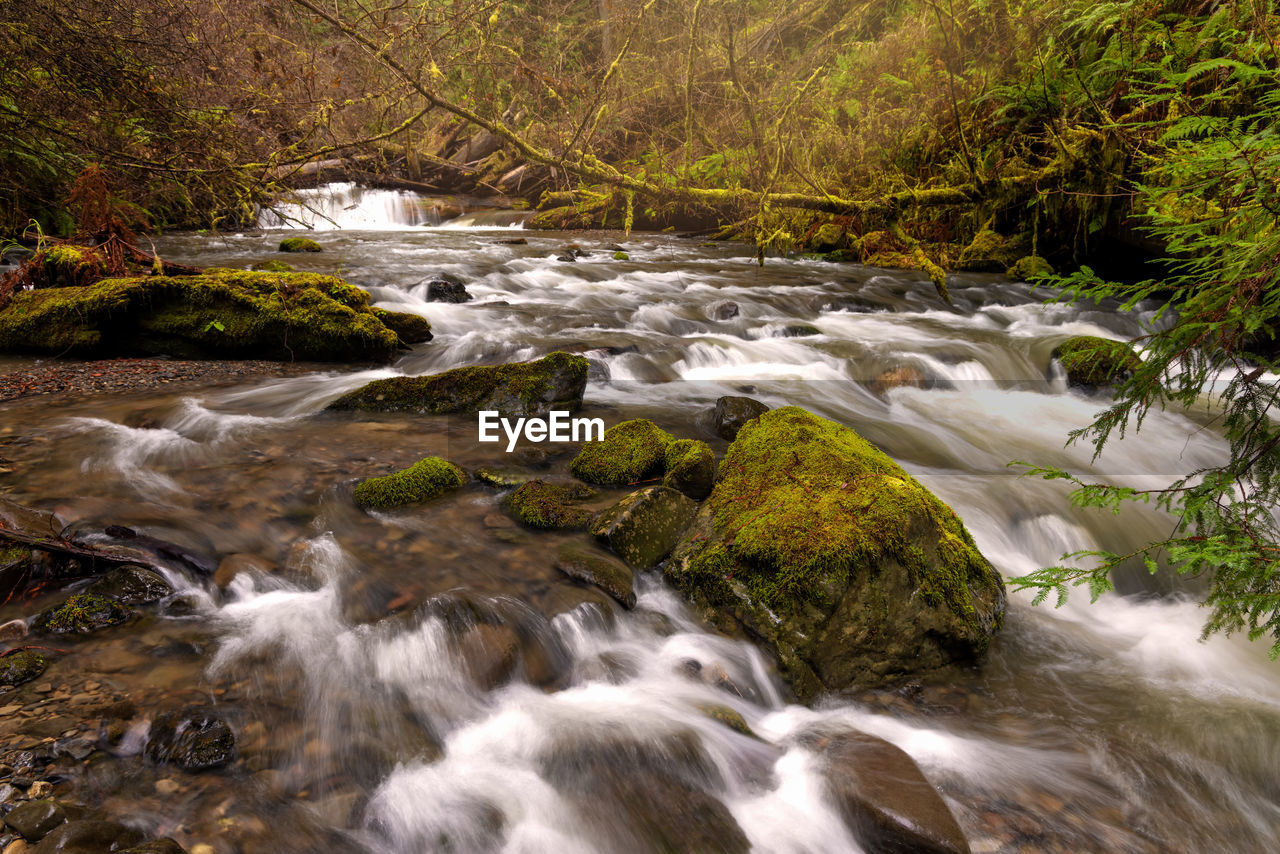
[{"left": 1, "top": 183, "right": 1277, "bottom": 853}]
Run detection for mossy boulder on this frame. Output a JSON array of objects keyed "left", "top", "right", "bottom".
[
  {"left": 353, "top": 457, "right": 465, "bottom": 510},
  {"left": 372, "top": 308, "right": 433, "bottom": 344},
  {"left": 0, "top": 649, "right": 47, "bottom": 686},
  {"left": 591, "top": 486, "right": 697, "bottom": 569},
  {"left": 278, "top": 237, "right": 322, "bottom": 253},
  {"left": 328, "top": 352, "right": 588, "bottom": 418},
  {"left": 32, "top": 593, "right": 131, "bottom": 635},
  {"left": 663, "top": 439, "right": 717, "bottom": 500},
  {"left": 0, "top": 270, "right": 421, "bottom": 361},
  {"left": 613, "top": 251, "right": 630, "bottom": 261},
  {"left": 251, "top": 259, "right": 295, "bottom": 273},
  {"left": 505, "top": 481, "right": 596, "bottom": 530},
  {"left": 146, "top": 707, "right": 235, "bottom": 771},
  {"left": 31, "top": 244, "right": 107, "bottom": 287},
  {"left": 570, "top": 419, "right": 674, "bottom": 485},
  {"left": 554, "top": 543, "right": 637, "bottom": 608},
  {"left": 697, "top": 703, "right": 754, "bottom": 737},
  {"left": 1005, "top": 255, "right": 1055, "bottom": 281},
  {"left": 712, "top": 395, "right": 769, "bottom": 440},
  {"left": 956, "top": 229, "right": 1022, "bottom": 273},
  {"left": 1053, "top": 335, "right": 1142, "bottom": 388},
  {"left": 666, "top": 407, "right": 1005, "bottom": 699},
  {"left": 809, "top": 223, "right": 847, "bottom": 253},
  {"left": 86, "top": 565, "right": 173, "bottom": 605}
]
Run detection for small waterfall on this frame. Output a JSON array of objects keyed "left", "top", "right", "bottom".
[{"left": 259, "top": 182, "right": 452, "bottom": 230}]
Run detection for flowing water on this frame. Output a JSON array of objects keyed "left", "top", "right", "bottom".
[{"left": 1, "top": 185, "right": 1277, "bottom": 853}]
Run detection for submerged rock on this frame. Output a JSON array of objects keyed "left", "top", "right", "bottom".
[
  {"left": 712, "top": 395, "right": 769, "bottom": 440},
  {"left": 666, "top": 407, "right": 1005, "bottom": 698},
  {"left": 0, "top": 649, "right": 47, "bottom": 687},
  {"left": 805, "top": 727, "right": 971, "bottom": 854},
  {"left": 570, "top": 419, "right": 674, "bottom": 485},
  {"left": 554, "top": 543, "right": 637, "bottom": 608},
  {"left": 146, "top": 707, "right": 235, "bottom": 771},
  {"left": 505, "top": 481, "right": 596, "bottom": 530},
  {"left": 5, "top": 798, "right": 66, "bottom": 841},
  {"left": 0, "top": 270, "right": 424, "bottom": 362},
  {"left": 86, "top": 565, "right": 172, "bottom": 604},
  {"left": 1053, "top": 335, "right": 1141, "bottom": 388},
  {"left": 31, "top": 819, "right": 144, "bottom": 853},
  {"left": 662, "top": 439, "right": 717, "bottom": 500},
  {"left": 278, "top": 236, "right": 322, "bottom": 252},
  {"left": 32, "top": 593, "right": 131, "bottom": 635},
  {"left": 870, "top": 366, "right": 926, "bottom": 395},
  {"left": 327, "top": 352, "right": 588, "bottom": 417},
  {"left": 591, "top": 486, "right": 697, "bottom": 569},
  {"left": 705, "top": 300, "right": 740, "bottom": 321},
  {"left": 425, "top": 275, "right": 472, "bottom": 303},
  {"left": 353, "top": 457, "right": 465, "bottom": 510}
]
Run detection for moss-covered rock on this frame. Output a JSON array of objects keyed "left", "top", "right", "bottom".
[
  {"left": 666, "top": 407, "right": 1005, "bottom": 699},
  {"left": 1053, "top": 335, "right": 1142, "bottom": 388},
  {"left": 278, "top": 237, "right": 322, "bottom": 253},
  {"left": 328, "top": 352, "right": 588, "bottom": 418},
  {"left": 591, "top": 486, "right": 697, "bottom": 569},
  {"left": 505, "top": 481, "right": 595, "bottom": 530},
  {"left": 809, "top": 223, "right": 846, "bottom": 253},
  {"left": 663, "top": 439, "right": 717, "bottom": 500},
  {"left": 570, "top": 419, "right": 674, "bottom": 485},
  {"left": 1005, "top": 255, "right": 1055, "bottom": 281},
  {"left": 353, "top": 457, "right": 465, "bottom": 510},
  {"left": 86, "top": 565, "right": 173, "bottom": 605},
  {"left": 554, "top": 543, "right": 637, "bottom": 608},
  {"left": 0, "top": 270, "right": 414, "bottom": 362},
  {"left": 251, "top": 259, "right": 296, "bottom": 273},
  {"left": 0, "top": 649, "right": 47, "bottom": 686},
  {"left": 956, "top": 229, "right": 1022, "bottom": 273},
  {"left": 613, "top": 251, "right": 630, "bottom": 261},
  {"left": 32, "top": 593, "right": 131, "bottom": 635},
  {"left": 712, "top": 396, "right": 769, "bottom": 441},
  {"left": 372, "top": 308, "right": 433, "bottom": 344},
  {"left": 146, "top": 707, "right": 235, "bottom": 771},
  {"left": 697, "top": 703, "right": 754, "bottom": 737},
  {"left": 31, "top": 244, "right": 107, "bottom": 287}
]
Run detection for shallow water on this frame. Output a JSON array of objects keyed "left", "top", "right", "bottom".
[{"left": 1, "top": 193, "right": 1277, "bottom": 853}]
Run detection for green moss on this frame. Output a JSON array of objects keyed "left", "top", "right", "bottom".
[
  {"left": 35, "top": 593, "right": 130, "bottom": 635},
  {"left": 613, "top": 251, "right": 630, "bottom": 260},
  {"left": 353, "top": 456, "right": 465, "bottom": 510},
  {"left": 33, "top": 244, "right": 107, "bottom": 287},
  {"left": 0, "top": 649, "right": 46, "bottom": 686},
  {"left": 1054, "top": 335, "right": 1141, "bottom": 387},
  {"left": 809, "top": 223, "right": 845, "bottom": 252},
  {"left": 697, "top": 703, "right": 754, "bottom": 737},
  {"left": 683, "top": 407, "right": 1000, "bottom": 625},
  {"left": 956, "top": 229, "right": 1023, "bottom": 273},
  {"left": 252, "top": 259, "right": 296, "bottom": 272},
  {"left": 1005, "top": 255, "right": 1055, "bottom": 281},
  {"left": 505, "top": 480, "right": 595, "bottom": 529},
  {"left": 0, "top": 270, "right": 408, "bottom": 361},
  {"left": 662, "top": 438, "right": 716, "bottom": 499},
  {"left": 372, "top": 308, "right": 433, "bottom": 345},
  {"left": 328, "top": 351, "right": 588, "bottom": 416},
  {"left": 570, "top": 419, "right": 674, "bottom": 485},
  {"left": 278, "top": 237, "right": 322, "bottom": 253}
]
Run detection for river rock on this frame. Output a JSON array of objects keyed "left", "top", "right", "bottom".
[
  {"left": 712, "top": 395, "right": 769, "bottom": 440},
  {"left": 1053, "top": 335, "right": 1141, "bottom": 388},
  {"left": 591, "top": 486, "right": 696, "bottom": 569},
  {"left": 278, "top": 237, "right": 322, "bottom": 252},
  {"left": 0, "top": 650, "right": 47, "bottom": 687},
  {"left": 804, "top": 727, "right": 970, "bottom": 854},
  {"left": 32, "top": 594, "right": 130, "bottom": 635},
  {"left": 554, "top": 543, "right": 636, "bottom": 608},
  {"left": 956, "top": 229, "right": 1022, "bottom": 273},
  {"left": 662, "top": 439, "right": 716, "bottom": 500},
  {"left": 424, "top": 276, "right": 472, "bottom": 303},
  {"left": 705, "top": 300, "right": 740, "bottom": 321},
  {"left": 0, "top": 270, "right": 420, "bottom": 363},
  {"left": 146, "top": 707, "right": 235, "bottom": 771},
  {"left": 119, "top": 840, "right": 188, "bottom": 854},
  {"left": 353, "top": 457, "right": 466, "bottom": 510},
  {"left": 86, "top": 565, "right": 172, "bottom": 604},
  {"left": 372, "top": 308, "right": 433, "bottom": 344},
  {"left": 505, "top": 481, "right": 595, "bottom": 530},
  {"left": 780, "top": 324, "right": 821, "bottom": 338},
  {"left": 570, "top": 419, "right": 674, "bottom": 485},
  {"left": 871, "top": 367, "right": 926, "bottom": 395},
  {"left": 327, "top": 351, "right": 588, "bottom": 417},
  {"left": 4, "top": 799, "right": 66, "bottom": 841},
  {"left": 31, "top": 820, "right": 143, "bottom": 853},
  {"left": 474, "top": 467, "right": 537, "bottom": 488},
  {"left": 212, "top": 553, "right": 278, "bottom": 589},
  {"left": 666, "top": 407, "right": 1005, "bottom": 699}
]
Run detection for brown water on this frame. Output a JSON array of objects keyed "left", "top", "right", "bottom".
[{"left": 0, "top": 195, "right": 1277, "bottom": 853}]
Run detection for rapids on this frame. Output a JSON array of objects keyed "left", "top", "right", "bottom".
[{"left": 0, "top": 188, "right": 1276, "bottom": 853}]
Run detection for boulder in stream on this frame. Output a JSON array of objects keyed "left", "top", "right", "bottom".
[
  {"left": 569, "top": 419, "right": 674, "bottom": 485},
  {"left": 591, "top": 486, "right": 697, "bottom": 569},
  {"left": 31, "top": 819, "right": 144, "bottom": 853},
  {"left": 372, "top": 307, "right": 433, "bottom": 344},
  {"left": 0, "top": 649, "right": 47, "bottom": 687},
  {"left": 0, "top": 270, "right": 426, "bottom": 362},
  {"left": 662, "top": 438, "right": 717, "bottom": 500},
  {"left": 424, "top": 275, "right": 473, "bottom": 303},
  {"left": 666, "top": 407, "right": 1006, "bottom": 699},
  {"left": 505, "top": 481, "right": 595, "bottom": 530},
  {"left": 4, "top": 798, "right": 67, "bottom": 841},
  {"left": 146, "top": 707, "right": 236, "bottom": 771},
  {"left": 327, "top": 351, "right": 588, "bottom": 417},
  {"left": 32, "top": 593, "right": 131, "bottom": 635},
  {"left": 353, "top": 457, "right": 466, "bottom": 510},
  {"left": 278, "top": 236, "right": 322, "bottom": 252},
  {"left": 1053, "top": 335, "right": 1141, "bottom": 388},
  {"left": 705, "top": 299, "right": 740, "bottom": 321},
  {"left": 712, "top": 395, "right": 769, "bottom": 440},
  {"left": 86, "top": 565, "right": 172, "bottom": 605},
  {"left": 554, "top": 543, "right": 637, "bottom": 608}
]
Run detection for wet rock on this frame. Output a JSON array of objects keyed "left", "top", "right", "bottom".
[
  {"left": 212, "top": 553, "right": 277, "bottom": 589},
  {"left": 277, "top": 237, "right": 322, "bottom": 253},
  {"left": 712, "top": 395, "right": 769, "bottom": 440},
  {"left": 591, "top": 486, "right": 696, "bottom": 569},
  {"left": 353, "top": 457, "right": 465, "bottom": 510},
  {"left": 1005, "top": 255, "right": 1054, "bottom": 281},
  {"left": 666, "top": 407, "right": 1006, "bottom": 699},
  {"left": 805, "top": 727, "right": 971, "bottom": 854},
  {"left": 86, "top": 565, "right": 172, "bottom": 604},
  {"left": 99, "top": 526, "right": 216, "bottom": 577},
  {"left": 250, "top": 259, "right": 294, "bottom": 273},
  {"left": 474, "top": 467, "right": 537, "bottom": 488},
  {"left": 497, "top": 237, "right": 528, "bottom": 245},
  {"left": 662, "top": 439, "right": 716, "bottom": 500},
  {"left": 697, "top": 704, "right": 754, "bottom": 737},
  {"left": 612, "top": 251, "right": 629, "bottom": 261},
  {"left": 424, "top": 277, "right": 472, "bottom": 303},
  {"left": 569, "top": 419, "right": 673, "bottom": 485},
  {"left": 705, "top": 300, "right": 740, "bottom": 321},
  {"left": 554, "top": 543, "right": 636, "bottom": 608},
  {"left": 0, "top": 651, "right": 44, "bottom": 688},
  {"left": 0, "top": 619, "right": 28, "bottom": 642},
  {"left": 5, "top": 800, "right": 66, "bottom": 842},
  {"left": 457, "top": 623, "right": 520, "bottom": 690},
  {"left": 146, "top": 708, "right": 235, "bottom": 771},
  {"left": 871, "top": 367, "right": 926, "bottom": 395},
  {"left": 327, "top": 351, "right": 588, "bottom": 418},
  {"left": 119, "top": 841, "right": 188, "bottom": 854},
  {"left": 1053, "top": 335, "right": 1141, "bottom": 388},
  {"left": 32, "top": 594, "right": 130, "bottom": 636},
  {"left": 371, "top": 308, "right": 433, "bottom": 344},
  {"left": 780, "top": 324, "right": 821, "bottom": 338},
  {"left": 31, "top": 819, "right": 143, "bottom": 853},
  {"left": 505, "top": 481, "right": 595, "bottom": 530}
]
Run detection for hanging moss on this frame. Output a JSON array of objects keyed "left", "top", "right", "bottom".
[
  {"left": 353, "top": 456, "right": 466, "bottom": 510},
  {"left": 570, "top": 419, "right": 674, "bottom": 485},
  {"left": 278, "top": 237, "right": 322, "bottom": 252}
]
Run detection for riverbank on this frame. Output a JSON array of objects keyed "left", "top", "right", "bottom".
[{"left": 0, "top": 359, "right": 324, "bottom": 404}]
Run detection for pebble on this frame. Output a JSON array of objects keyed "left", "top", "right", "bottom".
[
  {"left": 155, "top": 779, "right": 181, "bottom": 796},
  {"left": 26, "top": 781, "right": 51, "bottom": 798},
  {"left": 32, "top": 684, "right": 51, "bottom": 694},
  {"left": 0, "top": 706, "right": 20, "bottom": 716},
  {"left": 191, "top": 845, "right": 215, "bottom": 854}
]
